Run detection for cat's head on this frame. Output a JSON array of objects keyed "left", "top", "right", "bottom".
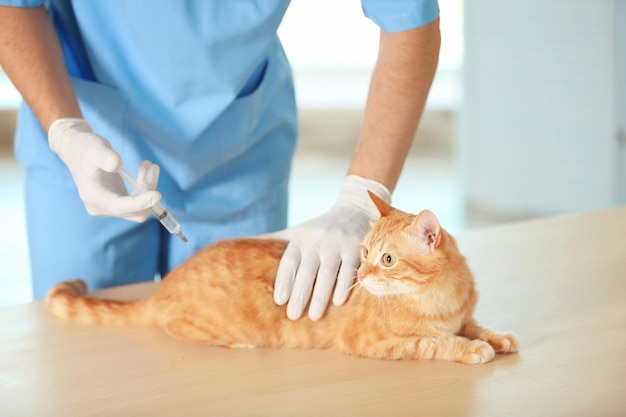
[{"left": 356, "top": 191, "right": 463, "bottom": 298}]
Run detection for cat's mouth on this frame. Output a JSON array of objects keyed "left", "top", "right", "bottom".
[
  {"left": 357, "top": 274, "right": 416, "bottom": 297},
  {"left": 357, "top": 275, "right": 388, "bottom": 297}
]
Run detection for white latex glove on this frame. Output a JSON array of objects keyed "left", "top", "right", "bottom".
[
  {"left": 48, "top": 118, "right": 161, "bottom": 222},
  {"left": 272, "top": 175, "right": 391, "bottom": 321}
]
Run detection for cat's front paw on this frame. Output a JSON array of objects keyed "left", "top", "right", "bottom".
[
  {"left": 461, "top": 340, "right": 495, "bottom": 364},
  {"left": 485, "top": 332, "right": 519, "bottom": 354}
]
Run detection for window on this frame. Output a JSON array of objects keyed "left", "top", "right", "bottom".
[{"left": 278, "top": 0, "right": 463, "bottom": 109}]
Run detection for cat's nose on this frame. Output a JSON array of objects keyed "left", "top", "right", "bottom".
[{"left": 357, "top": 271, "right": 366, "bottom": 281}]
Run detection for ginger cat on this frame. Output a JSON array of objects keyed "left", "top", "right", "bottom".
[{"left": 46, "top": 192, "right": 518, "bottom": 364}]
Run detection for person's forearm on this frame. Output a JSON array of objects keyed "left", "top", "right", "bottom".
[
  {"left": 0, "top": 5, "right": 81, "bottom": 132},
  {"left": 348, "top": 18, "right": 441, "bottom": 193}
]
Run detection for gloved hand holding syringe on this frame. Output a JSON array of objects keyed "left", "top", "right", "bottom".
[
  {"left": 47, "top": 118, "right": 188, "bottom": 243},
  {"left": 119, "top": 167, "right": 189, "bottom": 244}
]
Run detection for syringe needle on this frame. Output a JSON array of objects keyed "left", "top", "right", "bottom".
[
  {"left": 119, "top": 167, "right": 189, "bottom": 244},
  {"left": 176, "top": 231, "right": 189, "bottom": 244}
]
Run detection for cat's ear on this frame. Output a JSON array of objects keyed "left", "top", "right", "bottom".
[
  {"left": 368, "top": 190, "right": 393, "bottom": 217},
  {"left": 410, "top": 210, "right": 442, "bottom": 252}
]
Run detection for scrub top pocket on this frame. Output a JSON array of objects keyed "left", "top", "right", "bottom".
[{"left": 206, "top": 58, "right": 270, "bottom": 169}]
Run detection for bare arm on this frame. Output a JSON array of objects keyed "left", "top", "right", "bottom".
[
  {"left": 348, "top": 18, "right": 441, "bottom": 192},
  {"left": 0, "top": 5, "right": 81, "bottom": 132}
]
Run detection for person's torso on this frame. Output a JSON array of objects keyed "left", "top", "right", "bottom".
[{"left": 46, "top": 0, "right": 298, "bottom": 192}]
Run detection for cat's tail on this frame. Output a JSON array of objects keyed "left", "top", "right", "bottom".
[{"left": 45, "top": 279, "right": 155, "bottom": 327}]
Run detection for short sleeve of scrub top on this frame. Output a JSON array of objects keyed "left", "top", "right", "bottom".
[{"left": 361, "top": 0, "right": 440, "bottom": 32}]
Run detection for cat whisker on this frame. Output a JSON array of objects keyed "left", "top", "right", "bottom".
[
  {"left": 393, "top": 293, "right": 407, "bottom": 309},
  {"left": 372, "top": 287, "right": 393, "bottom": 329},
  {"left": 336, "top": 276, "right": 362, "bottom": 301},
  {"left": 384, "top": 291, "right": 395, "bottom": 325},
  {"left": 376, "top": 294, "right": 387, "bottom": 325}
]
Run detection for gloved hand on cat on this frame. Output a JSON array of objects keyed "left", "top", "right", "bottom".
[
  {"left": 271, "top": 175, "right": 392, "bottom": 321},
  {"left": 48, "top": 118, "right": 161, "bottom": 222}
]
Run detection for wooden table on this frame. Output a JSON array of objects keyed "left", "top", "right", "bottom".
[{"left": 2, "top": 207, "right": 625, "bottom": 416}]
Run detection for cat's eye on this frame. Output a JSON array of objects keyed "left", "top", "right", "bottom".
[
  {"left": 381, "top": 253, "right": 396, "bottom": 267},
  {"left": 360, "top": 246, "right": 369, "bottom": 260}
]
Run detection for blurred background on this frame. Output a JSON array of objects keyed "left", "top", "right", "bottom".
[{"left": 0, "top": 0, "right": 624, "bottom": 306}]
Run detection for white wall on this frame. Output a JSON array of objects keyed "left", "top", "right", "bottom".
[
  {"left": 460, "top": 0, "right": 626, "bottom": 216},
  {"left": 279, "top": 0, "right": 463, "bottom": 110}
]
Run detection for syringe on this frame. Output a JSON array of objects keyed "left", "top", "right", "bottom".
[{"left": 119, "top": 167, "right": 189, "bottom": 244}]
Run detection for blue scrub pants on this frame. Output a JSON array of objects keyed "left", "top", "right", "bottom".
[{"left": 25, "top": 170, "right": 288, "bottom": 300}]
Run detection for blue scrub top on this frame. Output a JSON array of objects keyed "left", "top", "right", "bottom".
[{"left": 5, "top": 0, "right": 439, "bottom": 228}]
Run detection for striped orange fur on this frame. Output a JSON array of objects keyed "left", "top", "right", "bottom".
[{"left": 45, "top": 193, "right": 518, "bottom": 363}]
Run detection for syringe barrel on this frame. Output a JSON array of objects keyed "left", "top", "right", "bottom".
[
  {"left": 120, "top": 167, "right": 187, "bottom": 243},
  {"left": 150, "top": 203, "right": 180, "bottom": 234}
]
